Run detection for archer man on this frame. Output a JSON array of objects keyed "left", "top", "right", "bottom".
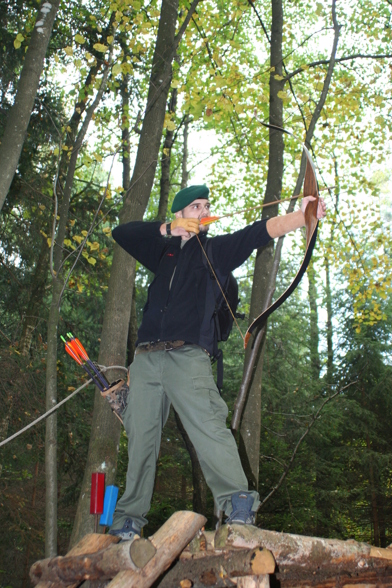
[{"left": 109, "top": 185, "right": 326, "bottom": 540}]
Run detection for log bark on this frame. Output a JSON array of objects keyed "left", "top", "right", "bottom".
[
  {"left": 30, "top": 536, "right": 155, "bottom": 585},
  {"left": 274, "top": 564, "right": 392, "bottom": 588},
  {"left": 158, "top": 548, "right": 275, "bottom": 587},
  {"left": 215, "top": 524, "right": 387, "bottom": 572},
  {"left": 34, "top": 533, "right": 118, "bottom": 587},
  {"left": 107, "top": 511, "right": 206, "bottom": 588}
]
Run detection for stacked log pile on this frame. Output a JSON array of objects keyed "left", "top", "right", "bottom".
[{"left": 29, "top": 511, "right": 392, "bottom": 587}]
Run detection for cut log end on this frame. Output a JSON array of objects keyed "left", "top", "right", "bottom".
[
  {"left": 129, "top": 537, "right": 157, "bottom": 568},
  {"left": 251, "top": 548, "right": 276, "bottom": 575}
]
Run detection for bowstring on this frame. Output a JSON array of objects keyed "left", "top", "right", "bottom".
[{"left": 196, "top": 235, "right": 246, "bottom": 344}]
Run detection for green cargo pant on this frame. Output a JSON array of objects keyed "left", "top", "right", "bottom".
[{"left": 111, "top": 345, "right": 260, "bottom": 530}]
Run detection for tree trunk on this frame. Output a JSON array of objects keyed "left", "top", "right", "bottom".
[
  {"left": 181, "top": 116, "right": 190, "bottom": 189},
  {"left": 325, "top": 155, "right": 340, "bottom": 383},
  {"left": 0, "top": 0, "right": 61, "bottom": 211},
  {"left": 325, "top": 254, "right": 333, "bottom": 382},
  {"left": 236, "top": 0, "right": 341, "bottom": 500},
  {"left": 70, "top": 0, "right": 201, "bottom": 547},
  {"left": 157, "top": 88, "right": 178, "bottom": 222},
  {"left": 44, "top": 56, "right": 113, "bottom": 557},
  {"left": 308, "top": 259, "right": 320, "bottom": 379},
  {"left": 19, "top": 235, "right": 49, "bottom": 355},
  {"left": 238, "top": 0, "right": 285, "bottom": 491}
]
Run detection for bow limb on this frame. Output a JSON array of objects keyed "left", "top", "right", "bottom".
[{"left": 244, "top": 146, "right": 319, "bottom": 348}]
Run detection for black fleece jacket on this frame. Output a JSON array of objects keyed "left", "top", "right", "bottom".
[{"left": 112, "top": 220, "right": 272, "bottom": 355}]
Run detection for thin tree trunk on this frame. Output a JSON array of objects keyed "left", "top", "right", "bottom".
[
  {"left": 19, "top": 235, "right": 49, "bottom": 355},
  {"left": 366, "top": 432, "right": 380, "bottom": 547},
  {"left": 157, "top": 88, "right": 178, "bottom": 221},
  {"left": 181, "top": 116, "right": 190, "bottom": 189},
  {"left": 325, "top": 254, "right": 333, "bottom": 382},
  {"left": 238, "top": 0, "right": 285, "bottom": 490},
  {"left": 22, "top": 462, "right": 39, "bottom": 588},
  {"left": 0, "top": 0, "right": 61, "bottom": 210},
  {"left": 308, "top": 259, "right": 320, "bottom": 379},
  {"left": 236, "top": 0, "right": 341, "bottom": 495},
  {"left": 127, "top": 286, "right": 138, "bottom": 366},
  {"left": 44, "top": 55, "right": 113, "bottom": 557},
  {"left": 69, "top": 0, "right": 201, "bottom": 547},
  {"left": 325, "top": 155, "right": 340, "bottom": 383}
]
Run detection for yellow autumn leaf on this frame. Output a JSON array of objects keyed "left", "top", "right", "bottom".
[
  {"left": 73, "top": 235, "right": 84, "bottom": 244},
  {"left": 89, "top": 241, "right": 100, "bottom": 251},
  {"left": 14, "top": 40, "right": 22, "bottom": 49},
  {"left": 171, "top": 80, "right": 180, "bottom": 88},
  {"left": 112, "top": 63, "right": 122, "bottom": 75},
  {"left": 107, "top": 35, "right": 114, "bottom": 44},
  {"left": 69, "top": 219, "right": 76, "bottom": 226},
  {"left": 64, "top": 46, "right": 73, "bottom": 56},
  {"left": 75, "top": 34, "right": 85, "bottom": 44},
  {"left": 64, "top": 239, "right": 72, "bottom": 247},
  {"left": 93, "top": 153, "right": 103, "bottom": 162},
  {"left": 47, "top": 238, "right": 52, "bottom": 247},
  {"left": 93, "top": 43, "right": 108, "bottom": 53},
  {"left": 77, "top": 282, "right": 84, "bottom": 293},
  {"left": 102, "top": 227, "right": 112, "bottom": 235},
  {"left": 87, "top": 257, "right": 97, "bottom": 265},
  {"left": 166, "top": 121, "right": 176, "bottom": 131},
  {"left": 81, "top": 230, "right": 88, "bottom": 237}
]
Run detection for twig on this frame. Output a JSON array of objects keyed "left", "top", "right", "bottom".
[{"left": 259, "top": 380, "right": 358, "bottom": 508}]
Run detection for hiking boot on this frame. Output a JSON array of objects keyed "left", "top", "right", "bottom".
[
  {"left": 101, "top": 378, "right": 129, "bottom": 424},
  {"left": 108, "top": 518, "right": 140, "bottom": 541},
  {"left": 225, "top": 491, "right": 256, "bottom": 525}
]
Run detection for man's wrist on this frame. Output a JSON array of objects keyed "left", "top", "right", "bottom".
[{"left": 160, "top": 222, "right": 172, "bottom": 237}]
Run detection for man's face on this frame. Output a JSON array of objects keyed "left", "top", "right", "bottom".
[{"left": 177, "top": 198, "right": 211, "bottom": 233}]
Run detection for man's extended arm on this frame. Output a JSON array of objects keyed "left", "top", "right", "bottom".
[{"left": 266, "top": 196, "right": 326, "bottom": 238}]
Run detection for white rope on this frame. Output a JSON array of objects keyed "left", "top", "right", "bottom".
[{"left": 0, "top": 365, "right": 128, "bottom": 448}]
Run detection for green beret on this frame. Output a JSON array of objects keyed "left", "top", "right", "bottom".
[{"left": 171, "top": 185, "right": 209, "bottom": 213}]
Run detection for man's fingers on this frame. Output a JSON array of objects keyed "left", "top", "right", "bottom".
[{"left": 171, "top": 217, "right": 200, "bottom": 234}]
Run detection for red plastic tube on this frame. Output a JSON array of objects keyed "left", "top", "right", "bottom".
[{"left": 90, "top": 472, "right": 105, "bottom": 514}]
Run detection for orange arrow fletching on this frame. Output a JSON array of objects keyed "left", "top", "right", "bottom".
[
  {"left": 73, "top": 338, "right": 89, "bottom": 361},
  {"left": 200, "top": 216, "right": 220, "bottom": 226},
  {"left": 64, "top": 343, "right": 83, "bottom": 365}
]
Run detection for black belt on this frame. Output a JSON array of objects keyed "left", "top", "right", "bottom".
[
  {"left": 135, "top": 341, "right": 210, "bottom": 357},
  {"left": 135, "top": 340, "right": 186, "bottom": 354}
]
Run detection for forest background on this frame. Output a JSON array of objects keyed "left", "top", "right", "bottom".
[{"left": 1, "top": 0, "right": 392, "bottom": 586}]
